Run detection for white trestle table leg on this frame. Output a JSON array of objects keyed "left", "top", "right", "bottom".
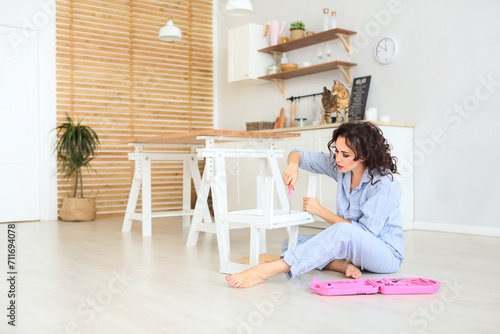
[
  {"left": 141, "top": 156, "right": 152, "bottom": 237},
  {"left": 122, "top": 160, "right": 142, "bottom": 232},
  {"left": 182, "top": 157, "right": 192, "bottom": 228},
  {"left": 188, "top": 157, "right": 212, "bottom": 225},
  {"left": 186, "top": 165, "right": 211, "bottom": 247}
]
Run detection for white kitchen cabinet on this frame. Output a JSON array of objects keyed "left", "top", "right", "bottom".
[{"left": 227, "top": 24, "right": 275, "bottom": 83}]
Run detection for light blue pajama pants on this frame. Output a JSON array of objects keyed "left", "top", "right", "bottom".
[{"left": 281, "top": 222, "right": 403, "bottom": 279}]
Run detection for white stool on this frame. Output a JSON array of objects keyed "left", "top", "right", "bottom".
[{"left": 202, "top": 146, "right": 318, "bottom": 274}]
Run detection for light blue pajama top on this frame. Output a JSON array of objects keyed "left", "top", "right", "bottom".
[{"left": 292, "top": 149, "right": 405, "bottom": 260}]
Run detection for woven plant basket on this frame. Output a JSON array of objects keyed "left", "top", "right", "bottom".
[
  {"left": 290, "top": 29, "right": 305, "bottom": 41},
  {"left": 60, "top": 197, "right": 96, "bottom": 221}
]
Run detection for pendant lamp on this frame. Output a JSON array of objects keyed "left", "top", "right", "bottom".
[
  {"left": 226, "top": 0, "right": 253, "bottom": 16},
  {"left": 159, "top": 0, "right": 182, "bottom": 41}
]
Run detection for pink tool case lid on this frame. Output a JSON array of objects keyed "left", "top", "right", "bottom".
[{"left": 310, "top": 277, "right": 440, "bottom": 296}]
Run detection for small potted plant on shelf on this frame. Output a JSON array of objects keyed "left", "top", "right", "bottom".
[
  {"left": 289, "top": 21, "right": 306, "bottom": 40},
  {"left": 54, "top": 114, "right": 100, "bottom": 221}
]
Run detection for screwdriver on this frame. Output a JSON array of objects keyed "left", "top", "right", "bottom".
[{"left": 288, "top": 185, "right": 294, "bottom": 214}]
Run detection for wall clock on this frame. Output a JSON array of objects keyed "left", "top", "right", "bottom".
[{"left": 375, "top": 37, "right": 399, "bottom": 64}]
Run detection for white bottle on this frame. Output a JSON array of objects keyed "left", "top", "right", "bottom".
[
  {"left": 331, "top": 11, "right": 337, "bottom": 29},
  {"left": 322, "top": 8, "right": 330, "bottom": 31},
  {"left": 281, "top": 52, "right": 288, "bottom": 64}
]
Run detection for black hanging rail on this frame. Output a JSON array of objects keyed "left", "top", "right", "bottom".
[{"left": 286, "top": 91, "right": 323, "bottom": 102}]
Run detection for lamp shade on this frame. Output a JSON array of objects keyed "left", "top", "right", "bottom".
[
  {"left": 225, "top": 0, "right": 253, "bottom": 16},
  {"left": 159, "top": 19, "right": 182, "bottom": 41}
]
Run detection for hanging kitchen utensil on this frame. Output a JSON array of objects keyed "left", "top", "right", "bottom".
[
  {"left": 294, "top": 99, "right": 298, "bottom": 127},
  {"left": 294, "top": 98, "right": 307, "bottom": 127},
  {"left": 311, "top": 95, "right": 321, "bottom": 125}
]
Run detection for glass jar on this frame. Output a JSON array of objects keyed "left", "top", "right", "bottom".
[
  {"left": 331, "top": 11, "right": 337, "bottom": 29},
  {"left": 267, "top": 63, "right": 279, "bottom": 75},
  {"left": 322, "top": 8, "right": 330, "bottom": 31}
]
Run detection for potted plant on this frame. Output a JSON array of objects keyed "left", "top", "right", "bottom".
[
  {"left": 289, "top": 21, "right": 306, "bottom": 40},
  {"left": 54, "top": 114, "right": 100, "bottom": 221}
]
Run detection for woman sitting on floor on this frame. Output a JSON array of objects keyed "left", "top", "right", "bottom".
[{"left": 226, "top": 122, "right": 405, "bottom": 288}]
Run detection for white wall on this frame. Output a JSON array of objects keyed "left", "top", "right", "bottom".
[
  {"left": 3, "top": 0, "right": 499, "bottom": 231},
  {"left": 215, "top": 0, "right": 500, "bottom": 233}
]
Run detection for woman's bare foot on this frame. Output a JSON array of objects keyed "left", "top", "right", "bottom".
[
  {"left": 343, "top": 261, "right": 362, "bottom": 279},
  {"left": 324, "top": 259, "right": 362, "bottom": 279},
  {"left": 225, "top": 259, "right": 291, "bottom": 288}
]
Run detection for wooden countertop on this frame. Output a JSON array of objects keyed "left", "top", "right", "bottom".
[
  {"left": 124, "top": 129, "right": 301, "bottom": 145},
  {"left": 262, "top": 121, "right": 415, "bottom": 133}
]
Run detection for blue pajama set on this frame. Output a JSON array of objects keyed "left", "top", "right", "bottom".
[{"left": 281, "top": 149, "right": 404, "bottom": 279}]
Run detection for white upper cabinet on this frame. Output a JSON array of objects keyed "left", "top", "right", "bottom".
[{"left": 227, "top": 24, "right": 274, "bottom": 82}]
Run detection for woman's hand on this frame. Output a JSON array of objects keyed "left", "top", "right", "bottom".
[
  {"left": 302, "top": 197, "right": 350, "bottom": 225},
  {"left": 302, "top": 197, "right": 323, "bottom": 216},
  {"left": 282, "top": 162, "right": 299, "bottom": 189}
]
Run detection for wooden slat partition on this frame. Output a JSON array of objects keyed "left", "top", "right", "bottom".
[{"left": 56, "top": 0, "right": 213, "bottom": 217}]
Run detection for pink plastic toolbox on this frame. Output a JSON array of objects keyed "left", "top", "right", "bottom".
[{"left": 310, "top": 277, "right": 440, "bottom": 296}]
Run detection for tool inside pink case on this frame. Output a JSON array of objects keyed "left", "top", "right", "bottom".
[{"left": 310, "top": 277, "right": 440, "bottom": 296}]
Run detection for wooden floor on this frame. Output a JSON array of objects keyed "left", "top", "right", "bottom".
[{"left": 1, "top": 217, "right": 499, "bottom": 334}]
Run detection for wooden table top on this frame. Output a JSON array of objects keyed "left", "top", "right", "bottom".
[{"left": 125, "top": 129, "right": 301, "bottom": 145}]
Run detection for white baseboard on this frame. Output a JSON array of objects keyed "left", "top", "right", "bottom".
[
  {"left": 403, "top": 221, "right": 413, "bottom": 231},
  {"left": 412, "top": 221, "right": 500, "bottom": 237}
]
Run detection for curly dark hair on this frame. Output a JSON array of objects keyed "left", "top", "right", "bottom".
[{"left": 327, "top": 122, "right": 398, "bottom": 183}]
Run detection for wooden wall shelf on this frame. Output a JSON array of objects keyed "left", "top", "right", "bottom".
[
  {"left": 257, "top": 28, "right": 357, "bottom": 96},
  {"left": 258, "top": 61, "right": 356, "bottom": 81},
  {"left": 258, "top": 28, "right": 357, "bottom": 55},
  {"left": 258, "top": 61, "right": 357, "bottom": 97}
]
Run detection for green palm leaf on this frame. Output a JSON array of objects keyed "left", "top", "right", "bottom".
[{"left": 54, "top": 114, "right": 100, "bottom": 197}]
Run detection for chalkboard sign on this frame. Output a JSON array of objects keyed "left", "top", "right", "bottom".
[{"left": 348, "top": 76, "right": 371, "bottom": 121}]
